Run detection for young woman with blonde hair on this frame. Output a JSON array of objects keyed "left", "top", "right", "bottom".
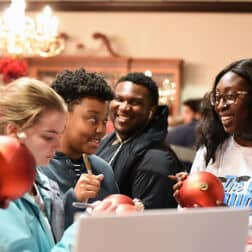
[{"left": 0, "top": 77, "right": 74, "bottom": 252}]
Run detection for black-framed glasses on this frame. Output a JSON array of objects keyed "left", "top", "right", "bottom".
[{"left": 210, "top": 91, "right": 248, "bottom": 106}]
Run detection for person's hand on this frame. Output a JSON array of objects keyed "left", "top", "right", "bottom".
[
  {"left": 87, "top": 199, "right": 117, "bottom": 216},
  {"left": 168, "top": 172, "right": 188, "bottom": 205},
  {"left": 0, "top": 198, "right": 10, "bottom": 209},
  {"left": 215, "top": 200, "right": 226, "bottom": 207},
  {"left": 74, "top": 173, "right": 104, "bottom": 202},
  {"left": 169, "top": 172, "right": 226, "bottom": 207}
]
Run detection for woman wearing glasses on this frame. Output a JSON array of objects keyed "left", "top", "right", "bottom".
[{"left": 173, "top": 58, "right": 252, "bottom": 209}]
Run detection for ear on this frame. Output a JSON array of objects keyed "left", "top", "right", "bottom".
[
  {"left": 149, "top": 106, "right": 158, "bottom": 120},
  {"left": 5, "top": 123, "right": 19, "bottom": 137}
]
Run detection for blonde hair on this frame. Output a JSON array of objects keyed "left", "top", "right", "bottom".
[{"left": 0, "top": 77, "right": 67, "bottom": 134}]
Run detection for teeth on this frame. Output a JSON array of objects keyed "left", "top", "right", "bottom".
[
  {"left": 117, "top": 115, "right": 130, "bottom": 121},
  {"left": 221, "top": 116, "right": 232, "bottom": 122},
  {"left": 91, "top": 139, "right": 100, "bottom": 143}
]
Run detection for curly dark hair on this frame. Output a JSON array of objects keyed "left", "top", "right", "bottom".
[
  {"left": 51, "top": 68, "right": 114, "bottom": 111},
  {"left": 116, "top": 72, "right": 159, "bottom": 106},
  {"left": 196, "top": 58, "right": 252, "bottom": 166}
]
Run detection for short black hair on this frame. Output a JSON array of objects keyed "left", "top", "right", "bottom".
[
  {"left": 116, "top": 72, "right": 159, "bottom": 106},
  {"left": 183, "top": 98, "right": 202, "bottom": 113},
  {"left": 51, "top": 68, "right": 114, "bottom": 110}
]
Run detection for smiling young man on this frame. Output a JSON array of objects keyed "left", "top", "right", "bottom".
[
  {"left": 39, "top": 68, "right": 119, "bottom": 228},
  {"left": 96, "top": 72, "right": 183, "bottom": 209}
]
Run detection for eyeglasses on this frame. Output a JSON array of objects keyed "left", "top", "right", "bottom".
[{"left": 210, "top": 91, "right": 248, "bottom": 106}]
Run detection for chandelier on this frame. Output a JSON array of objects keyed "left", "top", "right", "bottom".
[
  {"left": 159, "top": 78, "right": 176, "bottom": 105},
  {"left": 0, "top": 0, "right": 64, "bottom": 57},
  {"left": 144, "top": 70, "right": 176, "bottom": 105}
]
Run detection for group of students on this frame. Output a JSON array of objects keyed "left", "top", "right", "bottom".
[{"left": 1, "top": 58, "right": 252, "bottom": 251}]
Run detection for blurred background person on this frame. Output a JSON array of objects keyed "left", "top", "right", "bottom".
[
  {"left": 167, "top": 98, "right": 202, "bottom": 148},
  {"left": 166, "top": 98, "right": 202, "bottom": 171}
]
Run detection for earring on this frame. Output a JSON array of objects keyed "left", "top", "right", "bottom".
[{"left": 148, "top": 111, "right": 153, "bottom": 120}]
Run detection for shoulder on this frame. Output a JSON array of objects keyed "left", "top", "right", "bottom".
[
  {"left": 143, "top": 148, "right": 177, "bottom": 163},
  {"left": 0, "top": 199, "right": 32, "bottom": 238},
  {"left": 138, "top": 148, "right": 182, "bottom": 174},
  {"left": 190, "top": 146, "right": 207, "bottom": 172},
  {"left": 168, "top": 124, "right": 195, "bottom": 138},
  {"left": 97, "top": 133, "right": 116, "bottom": 152},
  {"left": 38, "top": 155, "right": 68, "bottom": 179},
  {"left": 37, "top": 170, "right": 60, "bottom": 191},
  {"left": 89, "top": 155, "right": 114, "bottom": 174},
  {"left": 0, "top": 199, "right": 42, "bottom": 251}
]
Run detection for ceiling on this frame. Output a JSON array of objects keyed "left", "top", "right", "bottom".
[{"left": 1, "top": 0, "right": 252, "bottom": 12}]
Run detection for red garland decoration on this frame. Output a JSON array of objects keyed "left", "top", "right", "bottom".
[{"left": 0, "top": 57, "right": 28, "bottom": 84}]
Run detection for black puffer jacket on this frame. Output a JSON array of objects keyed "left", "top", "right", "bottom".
[{"left": 97, "top": 106, "right": 184, "bottom": 209}]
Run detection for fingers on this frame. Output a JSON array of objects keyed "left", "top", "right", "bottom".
[
  {"left": 173, "top": 189, "right": 181, "bottom": 204},
  {"left": 0, "top": 199, "right": 10, "bottom": 209},
  {"left": 168, "top": 172, "right": 188, "bottom": 182},
  {"left": 176, "top": 172, "right": 188, "bottom": 181},
  {"left": 168, "top": 175, "right": 177, "bottom": 181},
  {"left": 96, "top": 174, "right": 104, "bottom": 181},
  {"left": 91, "top": 199, "right": 117, "bottom": 216},
  {"left": 74, "top": 173, "right": 103, "bottom": 201},
  {"left": 169, "top": 172, "right": 188, "bottom": 205},
  {"left": 216, "top": 200, "right": 226, "bottom": 207},
  {"left": 173, "top": 180, "right": 183, "bottom": 191}
]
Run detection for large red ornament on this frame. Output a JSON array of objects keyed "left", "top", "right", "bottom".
[
  {"left": 115, "top": 204, "right": 138, "bottom": 216},
  {"left": 101, "top": 194, "right": 141, "bottom": 215},
  {"left": 104, "top": 194, "right": 134, "bottom": 206},
  {"left": 178, "top": 171, "right": 225, "bottom": 207},
  {"left": 0, "top": 135, "right": 36, "bottom": 201}
]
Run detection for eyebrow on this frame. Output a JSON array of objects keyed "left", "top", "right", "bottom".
[
  {"left": 84, "top": 110, "right": 102, "bottom": 115},
  {"left": 115, "top": 94, "right": 144, "bottom": 100}
]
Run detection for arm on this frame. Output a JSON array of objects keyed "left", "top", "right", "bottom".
[
  {"left": 131, "top": 150, "right": 183, "bottom": 209},
  {"left": 51, "top": 224, "right": 76, "bottom": 252},
  {"left": 132, "top": 169, "right": 177, "bottom": 209}
]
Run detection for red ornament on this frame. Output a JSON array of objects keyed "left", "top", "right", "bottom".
[
  {"left": 0, "top": 57, "right": 28, "bottom": 84},
  {"left": 104, "top": 194, "right": 134, "bottom": 206},
  {"left": 178, "top": 171, "right": 225, "bottom": 207},
  {"left": 0, "top": 135, "right": 36, "bottom": 201},
  {"left": 100, "top": 194, "right": 139, "bottom": 215},
  {"left": 115, "top": 204, "right": 138, "bottom": 215}
]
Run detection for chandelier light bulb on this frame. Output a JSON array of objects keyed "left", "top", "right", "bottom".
[
  {"left": 144, "top": 70, "right": 152, "bottom": 77},
  {"left": 159, "top": 78, "right": 176, "bottom": 105},
  {"left": 0, "top": 0, "right": 64, "bottom": 57}
]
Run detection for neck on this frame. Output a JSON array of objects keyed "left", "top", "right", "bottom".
[
  {"left": 115, "top": 123, "right": 149, "bottom": 142},
  {"left": 59, "top": 147, "right": 83, "bottom": 160},
  {"left": 234, "top": 134, "right": 252, "bottom": 147}
]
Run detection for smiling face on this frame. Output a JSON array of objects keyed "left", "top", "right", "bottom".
[
  {"left": 22, "top": 110, "right": 66, "bottom": 166},
  {"left": 61, "top": 97, "right": 109, "bottom": 158},
  {"left": 214, "top": 71, "right": 251, "bottom": 143},
  {"left": 110, "top": 81, "right": 155, "bottom": 140}
]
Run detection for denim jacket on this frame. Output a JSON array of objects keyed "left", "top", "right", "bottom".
[{"left": 0, "top": 171, "right": 74, "bottom": 252}]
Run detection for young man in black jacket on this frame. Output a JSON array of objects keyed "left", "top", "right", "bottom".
[{"left": 96, "top": 72, "right": 183, "bottom": 209}]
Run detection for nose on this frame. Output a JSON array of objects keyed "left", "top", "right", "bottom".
[
  {"left": 96, "top": 121, "right": 106, "bottom": 137},
  {"left": 52, "top": 137, "right": 61, "bottom": 151},
  {"left": 216, "top": 97, "right": 228, "bottom": 111}
]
